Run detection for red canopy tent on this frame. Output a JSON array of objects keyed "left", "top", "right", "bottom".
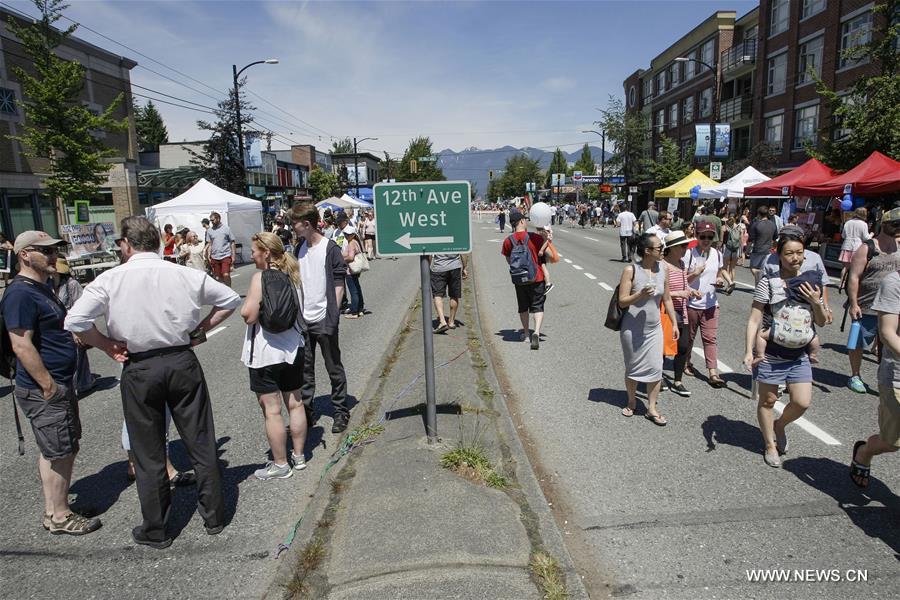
[
  {"left": 744, "top": 158, "right": 838, "bottom": 197},
  {"left": 794, "top": 151, "right": 900, "bottom": 197}
]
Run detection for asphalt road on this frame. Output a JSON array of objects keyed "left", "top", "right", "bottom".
[
  {"left": 471, "top": 214, "right": 899, "bottom": 599},
  {"left": 0, "top": 255, "right": 420, "bottom": 599}
]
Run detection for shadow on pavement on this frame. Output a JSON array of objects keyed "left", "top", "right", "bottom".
[
  {"left": 77, "top": 376, "right": 120, "bottom": 400},
  {"left": 495, "top": 329, "right": 524, "bottom": 342},
  {"left": 784, "top": 456, "right": 900, "bottom": 557},
  {"left": 588, "top": 387, "right": 640, "bottom": 412},
  {"left": 700, "top": 414, "right": 760, "bottom": 454},
  {"left": 69, "top": 460, "right": 132, "bottom": 517}
]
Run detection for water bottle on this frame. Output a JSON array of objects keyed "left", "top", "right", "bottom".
[{"left": 847, "top": 320, "right": 862, "bottom": 350}]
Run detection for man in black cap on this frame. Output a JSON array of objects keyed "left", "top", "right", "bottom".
[{"left": 500, "top": 208, "right": 546, "bottom": 350}]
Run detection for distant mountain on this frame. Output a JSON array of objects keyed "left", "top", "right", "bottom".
[{"left": 436, "top": 145, "right": 611, "bottom": 198}]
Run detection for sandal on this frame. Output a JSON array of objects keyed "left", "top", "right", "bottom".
[
  {"left": 621, "top": 407, "right": 634, "bottom": 417},
  {"left": 683, "top": 364, "right": 695, "bottom": 377},
  {"left": 774, "top": 420, "right": 789, "bottom": 455},
  {"left": 434, "top": 323, "right": 449, "bottom": 334},
  {"left": 849, "top": 440, "right": 870, "bottom": 488},
  {"left": 764, "top": 450, "right": 782, "bottom": 468},
  {"left": 169, "top": 471, "right": 197, "bottom": 487},
  {"left": 644, "top": 413, "right": 667, "bottom": 426},
  {"left": 708, "top": 374, "right": 726, "bottom": 388},
  {"left": 724, "top": 282, "right": 736, "bottom": 295}
]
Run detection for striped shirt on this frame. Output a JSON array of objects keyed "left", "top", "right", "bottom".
[{"left": 665, "top": 261, "right": 689, "bottom": 324}]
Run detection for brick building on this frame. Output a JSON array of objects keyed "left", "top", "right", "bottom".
[{"left": 0, "top": 5, "right": 139, "bottom": 238}]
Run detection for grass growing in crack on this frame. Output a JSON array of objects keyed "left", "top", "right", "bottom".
[
  {"left": 346, "top": 423, "right": 385, "bottom": 446},
  {"left": 284, "top": 537, "right": 326, "bottom": 599},
  {"left": 530, "top": 551, "right": 568, "bottom": 600},
  {"left": 441, "top": 417, "right": 508, "bottom": 489}
]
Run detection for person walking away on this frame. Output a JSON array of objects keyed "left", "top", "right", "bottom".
[
  {"left": 205, "top": 211, "right": 236, "bottom": 287},
  {"left": 849, "top": 270, "right": 900, "bottom": 487},
  {"left": 615, "top": 206, "right": 637, "bottom": 261},
  {"left": 362, "top": 211, "right": 377, "bottom": 259},
  {"left": 65, "top": 216, "right": 240, "bottom": 548},
  {"left": 739, "top": 207, "right": 751, "bottom": 266},
  {"left": 748, "top": 206, "right": 777, "bottom": 282},
  {"left": 240, "top": 232, "right": 307, "bottom": 480},
  {"left": 431, "top": 253, "right": 468, "bottom": 333},
  {"left": 341, "top": 225, "right": 366, "bottom": 319},
  {"left": 684, "top": 221, "right": 732, "bottom": 388},
  {"left": 50, "top": 257, "right": 95, "bottom": 395},
  {"left": 743, "top": 235, "right": 828, "bottom": 467},
  {"left": 179, "top": 230, "right": 207, "bottom": 271},
  {"left": 500, "top": 208, "right": 546, "bottom": 350},
  {"left": 289, "top": 201, "right": 352, "bottom": 434},
  {"left": 1, "top": 231, "right": 101, "bottom": 535},
  {"left": 839, "top": 208, "right": 870, "bottom": 292},
  {"left": 618, "top": 233, "right": 678, "bottom": 425},
  {"left": 662, "top": 231, "right": 701, "bottom": 397},
  {"left": 846, "top": 208, "right": 900, "bottom": 393},
  {"left": 637, "top": 201, "right": 659, "bottom": 234},
  {"left": 498, "top": 208, "right": 506, "bottom": 233},
  {"left": 722, "top": 216, "right": 743, "bottom": 287}
]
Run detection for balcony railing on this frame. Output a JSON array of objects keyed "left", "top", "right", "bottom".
[
  {"left": 719, "top": 95, "right": 753, "bottom": 122},
  {"left": 721, "top": 39, "right": 757, "bottom": 73}
]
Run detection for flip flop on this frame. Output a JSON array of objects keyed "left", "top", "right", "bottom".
[
  {"left": 644, "top": 413, "right": 667, "bottom": 426},
  {"left": 621, "top": 407, "right": 634, "bottom": 417},
  {"left": 849, "top": 440, "right": 870, "bottom": 488},
  {"left": 434, "top": 323, "right": 449, "bottom": 334}
]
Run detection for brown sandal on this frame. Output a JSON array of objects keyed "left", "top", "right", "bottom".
[{"left": 708, "top": 374, "right": 726, "bottom": 388}]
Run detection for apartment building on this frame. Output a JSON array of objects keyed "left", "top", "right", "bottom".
[{"left": 624, "top": 1, "right": 889, "bottom": 174}]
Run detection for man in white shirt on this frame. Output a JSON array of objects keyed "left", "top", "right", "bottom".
[
  {"left": 290, "top": 201, "right": 352, "bottom": 433},
  {"left": 615, "top": 206, "right": 637, "bottom": 261},
  {"left": 645, "top": 211, "right": 673, "bottom": 247},
  {"left": 65, "top": 217, "right": 240, "bottom": 548},
  {"left": 550, "top": 204, "right": 558, "bottom": 226}
]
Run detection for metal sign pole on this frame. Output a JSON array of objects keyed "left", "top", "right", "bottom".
[{"left": 420, "top": 255, "right": 437, "bottom": 443}]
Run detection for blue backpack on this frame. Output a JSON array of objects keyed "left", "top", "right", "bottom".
[{"left": 507, "top": 234, "right": 538, "bottom": 285}]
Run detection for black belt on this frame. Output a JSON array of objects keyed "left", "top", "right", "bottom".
[{"left": 127, "top": 345, "right": 192, "bottom": 363}]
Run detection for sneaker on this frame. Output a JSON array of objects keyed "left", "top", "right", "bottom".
[
  {"left": 519, "top": 330, "right": 529, "bottom": 342},
  {"left": 670, "top": 383, "right": 691, "bottom": 397},
  {"left": 131, "top": 526, "right": 172, "bottom": 548},
  {"left": 49, "top": 512, "right": 102, "bottom": 536},
  {"left": 332, "top": 413, "right": 349, "bottom": 434},
  {"left": 254, "top": 461, "right": 293, "bottom": 480},
  {"left": 291, "top": 452, "right": 307, "bottom": 471},
  {"left": 530, "top": 332, "right": 540, "bottom": 350},
  {"left": 848, "top": 375, "right": 866, "bottom": 394},
  {"left": 545, "top": 283, "right": 555, "bottom": 294}
]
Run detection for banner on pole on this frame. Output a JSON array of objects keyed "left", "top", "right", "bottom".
[
  {"left": 694, "top": 124, "right": 710, "bottom": 157},
  {"left": 713, "top": 124, "right": 731, "bottom": 157}
]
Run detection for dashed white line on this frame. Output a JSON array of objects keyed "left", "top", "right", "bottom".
[
  {"left": 207, "top": 326, "right": 228, "bottom": 338},
  {"left": 564, "top": 258, "right": 573, "bottom": 264},
  {"left": 599, "top": 282, "right": 614, "bottom": 291},
  {"left": 231, "top": 272, "right": 242, "bottom": 278},
  {"left": 734, "top": 281, "right": 754, "bottom": 289},
  {"left": 583, "top": 236, "right": 598, "bottom": 242},
  {"left": 773, "top": 401, "right": 841, "bottom": 446},
  {"left": 557, "top": 253, "right": 564, "bottom": 258},
  {"left": 584, "top": 273, "right": 597, "bottom": 280},
  {"left": 572, "top": 265, "right": 584, "bottom": 271}
]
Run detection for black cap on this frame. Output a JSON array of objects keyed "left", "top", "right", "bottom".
[{"left": 509, "top": 208, "right": 524, "bottom": 225}]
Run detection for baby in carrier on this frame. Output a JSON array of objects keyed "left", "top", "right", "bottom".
[{"left": 754, "top": 270, "right": 822, "bottom": 364}]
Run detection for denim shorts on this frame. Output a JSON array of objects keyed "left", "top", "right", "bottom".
[
  {"left": 753, "top": 355, "right": 813, "bottom": 385},
  {"left": 15, "top": 382, "right": 81, "bottom": 460}
]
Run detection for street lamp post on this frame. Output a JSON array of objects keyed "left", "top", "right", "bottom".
[
  {"left": 352, "top": 137, "right": 378, "bottom": 199},
  {"left": 674, "top": 56, "right": 719, "bottom": 156},
  {"left": 232, "top": 59, "right": 279, "bottom": 177}
]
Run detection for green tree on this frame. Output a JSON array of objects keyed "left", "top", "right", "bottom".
[
  {"left": 381, "top": 151, "right": 398, "bottom": 181},
  {"left": 331, "top": 137, "right": 353, "bottom": 154},
  {"left": 7, "top": 0, "right": 127, "bottom": 222},
  {"left": 544, "top": 147, "right": 568, "bottom": 187},
  {"left": 136, "top": 100, "right": 168, "bottom": 152},
  {"left": 190, "top": 79, "right": 255, "bottom": 194},
  {"left": 396, "top": 136, "right": 445, "bottom": 181},
  {"left": 574, "top": 143, "right": 596, "bottom": 175},
  {"left": 498, "top": 154, "right": 542, "bottom": 199},
  {"left": 597, "top": 95, "right": 651, "bottom": 184},
  {"left": 809, "top": 0, "right": 900, "bottom": 170},
  {"left": 650, "top": 135, "right": 692, "bottom": 188},
  {"left": 307, "top": 166, "right": 339, "bottom": 201}
]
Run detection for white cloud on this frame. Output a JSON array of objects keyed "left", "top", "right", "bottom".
[{"left": 541, "top": 76, "right": 576, "bottom": 92}]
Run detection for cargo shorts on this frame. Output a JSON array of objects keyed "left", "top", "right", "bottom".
[{"left": 15, "top": 382, "right": 81, "bottom": 460}]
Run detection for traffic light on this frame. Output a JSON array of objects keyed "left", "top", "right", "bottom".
[
  {"left": 410, "top": 159, "right": 418, "bottom": 174},
  {"left": 488, "top": 170, "right": 493, "bottom": 180}
]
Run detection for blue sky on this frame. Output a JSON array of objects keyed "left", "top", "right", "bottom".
[{"left": 9, "top": 0, "right": 757, "bottom": 156}]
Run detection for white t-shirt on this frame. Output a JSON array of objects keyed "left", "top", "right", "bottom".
[
  {"left": 297, "top": 238, "right": 329, "bottom": 324},
  {"left": 617, "top": 211, "right": 636, "bottom": 236},
  {"left": 550, "top": 206, "right": 558, "bottom": 216},
  {"left": 684, "top": 247, "right": 723, "bottom": 309},
  {"left": 241, "top": 285, "right": 303, "bottom": 369},
  {"left": 645, "top": 225, "right": 671, "bottom": 247}
]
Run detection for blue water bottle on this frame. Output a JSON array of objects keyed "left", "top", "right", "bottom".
[{"left": 847, "top": 320, "right": 862, "bottom": 350}]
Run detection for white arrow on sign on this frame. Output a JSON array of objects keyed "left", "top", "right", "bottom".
[{"left": 395, "top": 232, "right": 455, "bottom": 249}]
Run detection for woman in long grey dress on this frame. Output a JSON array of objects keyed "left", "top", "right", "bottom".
[{"left": 618, "top": 233, "right": 679, "bottom": 425}]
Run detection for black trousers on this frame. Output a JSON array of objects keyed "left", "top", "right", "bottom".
[
  {"left": 301, "top": 322, "right": 349, "bottom": 418},
  {"left": 672, "top": 322, "right": 692, "bottom": 382},
  {"left": 121, "top": 348, "right": 223, "bottom": 540}
]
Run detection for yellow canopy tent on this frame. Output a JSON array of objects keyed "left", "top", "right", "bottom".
[{"left": 654, "top": 170, "right": 718, "bottom": 198}]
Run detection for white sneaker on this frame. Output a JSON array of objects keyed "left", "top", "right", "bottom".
[
  {"left": 291, "top": 453, "right": 307, "bottom": 471},
  {"left": 254, "top": 461, "right": 293, "bottom": 480}
]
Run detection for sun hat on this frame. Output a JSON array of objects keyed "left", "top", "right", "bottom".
[
  {"left": 13, "top": 230, "right": 65, "bottom": 254},
  {"left": 882, "top": 207, "right": 900, "bottom": 223},
  {"left": 342, "top": 225, "right": 357, "bottom": 236},
  {"left": 663, "top": 231, "right": 690, "bottom": 248}
]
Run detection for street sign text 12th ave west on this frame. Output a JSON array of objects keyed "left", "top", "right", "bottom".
[{"left": 374, "top": 181, "right": 471, "bottom": 256}]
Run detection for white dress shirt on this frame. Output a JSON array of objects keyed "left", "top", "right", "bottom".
[{"left": 65, "top": 252, "right": 241, "bottom": 353}]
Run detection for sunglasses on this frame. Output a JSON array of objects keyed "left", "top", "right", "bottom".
[
  {"left": 27, "top": 246, "right": 58, "bottom": 255},
  {"left": 698, "top": 235, "right": 715, "bottom": 240},
  {"left": 114, "top": 237, "right": 126, "bottom": 246}
]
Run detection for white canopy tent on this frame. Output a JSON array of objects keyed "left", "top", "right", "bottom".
[
  {"left": 340, "top": 193, "right": 371, "bottom": 208},
  {"left": 316, "top": 196, "right": 355, "bottom": 209},
  {"left": 697, "top": 166, "right": 771, "bottom": 199},
  {"left": 145, "top": 178, "right": 263, "bottom": 261}
]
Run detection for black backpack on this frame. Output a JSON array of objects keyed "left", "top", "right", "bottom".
[
  {"left": 258, "top": 269, "right": 299, "bottom": 333},
  {"left": 508, "top": 234, "right": 538, "bottom": 285}
]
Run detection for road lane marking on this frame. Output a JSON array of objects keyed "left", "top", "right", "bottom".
[
  {"left": 599, "top": 282, "right": 614, "bottom": 291},
  {"left": 572, "top": 265, "right": 583, "bottom": 271},
  {"left": 691, "top": 348, "right": 733, "bottom": 373},
  {"left": 557, "top": 253, "right": 564, "bottom": 257},
  {"left": 735, "top": 281, "right": 754, "bottom": 289},
  {"left": 584, "top": 236, "right": 598, "bottom": 241},
  {"left": 207, "top": 326, "right": 228, "bottom": 338},
  {"left": 774, "top": 401, "right": 841, "bottom": 446},
  {"left": 585, "top": 273, "right": 597, "bottom": 280},
  {"left": 564, "top": 258, "right": 573, "bottom": 264},
  {"left": 487, "top": 239, "right": 502, "bottom": 242}
]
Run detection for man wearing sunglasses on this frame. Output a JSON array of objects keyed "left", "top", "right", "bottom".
[{"left": 1, "top": 231, "right": 101, "bottom": 536}]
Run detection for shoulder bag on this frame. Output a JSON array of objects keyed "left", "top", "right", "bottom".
[{"left": 604, "top": 266, "right": 634, "bottom": 331}]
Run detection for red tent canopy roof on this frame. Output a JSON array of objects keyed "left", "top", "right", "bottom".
[
  {"left": 794, "top": 151, "right": 900, "bottom": 196},
  {"left": 744, "top": 158, "right": 838, "bottom": 197}
]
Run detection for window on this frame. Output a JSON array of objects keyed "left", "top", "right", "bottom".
[
  {"left": 700, "top": 39, "right": 715, "bottom": 70},
  {"left": 680, "top": 139, "right": 692, "bottom": 160},
  {"left": 628, "top": 86, "right": 636, "bottom": 107},
  {"left": 668, "top": 63, "right": 680, "bottom": 88},
  {"left": 793, "top": 105, "right": 819, "bottom": 148},
  {"left": 656, "top": 109, "right": 665, "bottom": 133},
  {"left": 745, "top": 25, "right": 759, "bottom": 41},
  {"left": 642, "top": 78, "right": 652, "bottom": 105},
  {"left": 669, "top": 103, "right": 678, "bottom": 128},
  {"left": 767, "top": 52, "right": 787, "bottom": 94},
  {"left": 683, "top": 96, "right": 694, "bottom": 123},
  {"left": 656, "top": 144, "right": 664, "bottom": 159},
  {"left": 797, "top": 36, "right": 824, "bottom": 84},
  {"left": 685, "top": 53, "right": 696, "bottom": 80},
  {"left": 833, "top": 93, "right": 864, "bottom": 141},
  {"left": 0, "top": 87, "right": 17, "bottom": 115},
  {"left": 802, "top": 0, "right": 826, "bottom": 19},
  {"left": 699, "top": 88, "right": 713, "bottom": 118},
  {"left": 656, "top": 72, "right": 666, "bottom": 96},
  {"left": 770, "top": 0, "right": 790, "bottom": 36},
  {"left": 765, "top": 114, "right": 784, "bottom": 147},
  {"left": 840, "top": 12, "right": 873, "bottom": 69}
]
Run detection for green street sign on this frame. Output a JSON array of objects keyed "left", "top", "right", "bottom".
[
  {"left": 417, "top": 156, "right": 438, "bottom": 162},
  {"left": 374, "top": 180, "right": 471, "bottom": 256}
]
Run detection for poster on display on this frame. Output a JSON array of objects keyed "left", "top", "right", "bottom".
[
  {"left": 694, "top": 124, "right": 710, "bottom": 157},
  {"left": 60, "top": 223, "right": 116, "bottom": 257},
  {"left": 713, "top": 124, "right": 731, "bottom": 157},
  {"left": 244, "top": 134, "right": 263, "bottom": 169},
  {"left": 667, "top": 198, "right": 679, "bottom": 214},
  {"left": 0, "top": 249, "right": 11, "bottom": 273},
  {"left": 347, "top": 163, "right": 368, "bottom": 185}
]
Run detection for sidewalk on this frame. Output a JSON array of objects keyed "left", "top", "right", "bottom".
[{"left": 265, "top": 270, "right": 587, "bottom": 599}]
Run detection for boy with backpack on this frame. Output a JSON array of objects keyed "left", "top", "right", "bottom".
[{"left": 500, "top": 208, "right": 546, "bottom": 350}]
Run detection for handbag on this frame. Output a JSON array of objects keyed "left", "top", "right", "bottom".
[
  {"left": 349, "top": 250, "right": 369, "bottom": 275},
  {"left": 603, "top": 267, "right": 634, "bottom": 331}
]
